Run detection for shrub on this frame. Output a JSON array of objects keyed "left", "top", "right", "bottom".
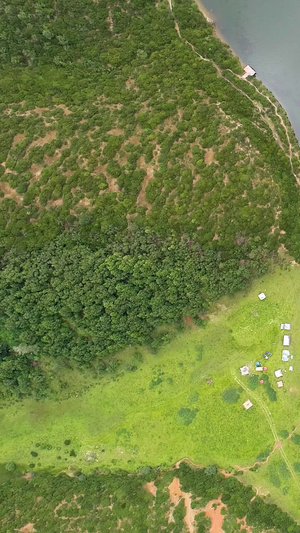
[
  {"left": 5, "top": 462, "right": 16, "bottom": 471},
  {"left": 280, "top": 429, "right": 289, "bottom": 439},
  {"left": 291, "top": 433, "right": 300, "bottom": 446},
  {"left": 222, "top": 388, "right": 241, "bottom": 404},
  {"left": 177, "top": 407, "right": 198, "bottom": 426}
]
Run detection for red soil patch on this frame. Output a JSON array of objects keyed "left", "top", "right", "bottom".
[
  {"left": 168, "top": 477, "right": 198, "bottom": 532},
  {"left": 144, "top": 481, "right": 157, "bottom": 497},
  {"left": 203, "top": 496, "right": 226, "bottom": 533},
  {"left": 185, "top": 316, "right": 195, "bottom": 328}
]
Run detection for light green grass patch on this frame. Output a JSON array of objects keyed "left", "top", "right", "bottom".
[{"left": 1, "top": 265, "right": 300, "bottom": 518}]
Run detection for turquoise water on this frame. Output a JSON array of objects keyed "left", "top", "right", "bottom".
[{"left": 200, "top": 0, "right": 300, "bottom": 139}]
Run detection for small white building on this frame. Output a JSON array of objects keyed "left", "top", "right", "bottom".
[
  {"left": 282, "top": 350, "right": 290, "bottom": 362},
  {"left": 258, "top": 292, "right": 266, "bottom": 301},
  {"left": 240, "top": 365, "right": 250, "bottom": 376},
  {"left": 243, "top": 399, "right": 253, "bottom": 410},
  {"left": 277, "top": 380, "right": 284, "bottom": 388},
  {"left": 242, "top": 65, "right": 256, "bottom": 79},
  {"left": 255, "top": 367, "right": 263, "bottom": 372},
  {"left": 289, "top": 366, "right": 294, "bottom": 371},
  {"left": 275, "top": 369, "right": 283, "bottom": 378},
  {"left": 283, "top": 335, "right": 291, "bottom": 347},
  {"left": 281, "top": 323, "right": 291, "bottom": 330}
]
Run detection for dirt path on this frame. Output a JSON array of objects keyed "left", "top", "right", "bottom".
[
  {"left": 233, "top": 372, "right": 300, "bottom": 488},
  {"left": 168, "top": 0, "right": 299, "bottom": 178}
]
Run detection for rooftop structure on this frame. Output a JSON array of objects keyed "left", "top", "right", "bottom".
[
  {"left": 240, "top": 365, "right": 250, "bottom": 376},
  {"left": 243, "top": 400, "right": 253, "bottom": 410},
  {"left": 277, "top": 381, "right": 284, "bottom": 388},
  {"left": 258, "top": 292, "right": 266, "bottom": 301},
  {"left": 282, "top": 350, "right": 290, "bottom": 362},
  {"left": 275, "top": 369, "right": 283, "bottom": 378},
  {"left": 281, "top": 323, "right": 291, "bottom": 330},
  {"left": 242, "top": 65, "right": 256, "bottom": 79}
]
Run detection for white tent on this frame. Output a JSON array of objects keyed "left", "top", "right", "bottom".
[
  {"left": 240, "top": 365, "right": 250, "bottom": 376},
  {"left": 275, "top": 369, "right": 283, "bottom": 378},
  {"left": 258, "top": 293, "right": 266, "bottom": 301},
  {"left": 282, "top": 350, "right": 290, "bottom": 362},
  {"left": 281, "top": 323, "right": 291, "bottom": 330},
  {"left": 283, "top": 335, "right": 291, "bottom": 346}
]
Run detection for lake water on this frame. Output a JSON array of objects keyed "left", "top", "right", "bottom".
[{"left": 200, "top": 0, "right": 300, "bottom": 140}]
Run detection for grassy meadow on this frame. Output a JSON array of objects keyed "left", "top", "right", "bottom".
[{"left": 2, "top": 263, "right": 300, "bottom": 517}]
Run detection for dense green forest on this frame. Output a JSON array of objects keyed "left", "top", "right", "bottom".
[
  {"left": 0, "top": 0, "right": 299, "bottom": 398},
  {"left": 2, "top": 462, "right": 300, "bottom": 532}
]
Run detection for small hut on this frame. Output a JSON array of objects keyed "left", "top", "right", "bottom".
[
  {"left": 258, "top": 292, "right": 266, "bottom": 301},
  {"left": 242, "top": 65, "right": 256, "bottom": 79},
  {"left": 243, "top": 400, "right": 253, "bottom": 410}
]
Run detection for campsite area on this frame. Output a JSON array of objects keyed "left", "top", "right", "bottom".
[{"left": 1, "top": 263, "right": 300, "bottom": 519}]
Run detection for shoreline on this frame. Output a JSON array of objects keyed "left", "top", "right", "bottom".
[
  {"left": 194, "top": 0, "right": 245, "bottom": 72},
  {"left": 194, "top": 0, "right": 227, "bottom": 44}
]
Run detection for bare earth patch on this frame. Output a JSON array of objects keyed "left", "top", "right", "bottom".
[
  {"left": 18, "top": 523, "right": 36, "bottom": 533},
  {"left": 108, "top": 128, "right": 124, "bottom": 136},
  {"left": 0, "top": 181, "right": 23, "bottom": 204},
  {"left": 136, "top": 155, "right": 154, "bottom": 212},
  {"left": 30, "top": 163, "right": 43, "bottom": 183},
  {"left": 12, "top": 133, "right": 25, "bottom": 148},
  {"left": 27, "top": 130, "right": 57, "bottom": 153},
  {"left": 204, "top": 148, "right": 216, "bottom": 165},
  {"left": 237, "top": 515, "right": 253, "bottom": 532},
  {"left": 22, "top": 472, "right": 34, "bottom": 481}
]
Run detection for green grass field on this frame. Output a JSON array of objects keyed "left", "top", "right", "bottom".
[{"left": 2, "top": 264, "right": 300, "bottom": 518}]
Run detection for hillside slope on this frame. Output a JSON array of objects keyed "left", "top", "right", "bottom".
[
  {"left": 0, "top": 0, "right": 300, "bottom": 389},
  {"left": 0, "top": 0, "right": 299, "bottom": 253}
]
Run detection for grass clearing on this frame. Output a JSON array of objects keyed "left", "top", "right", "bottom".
[{"left": 1, "top": 264, "right": 300, "bottom": 518}]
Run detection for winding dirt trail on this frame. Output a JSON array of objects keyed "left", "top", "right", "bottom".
[
  {"left": 233, "top": 372, "right": 300, "bottom": 489},
  {"left": 168, "top": 0, "right": 299, "bottom": 181}
]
